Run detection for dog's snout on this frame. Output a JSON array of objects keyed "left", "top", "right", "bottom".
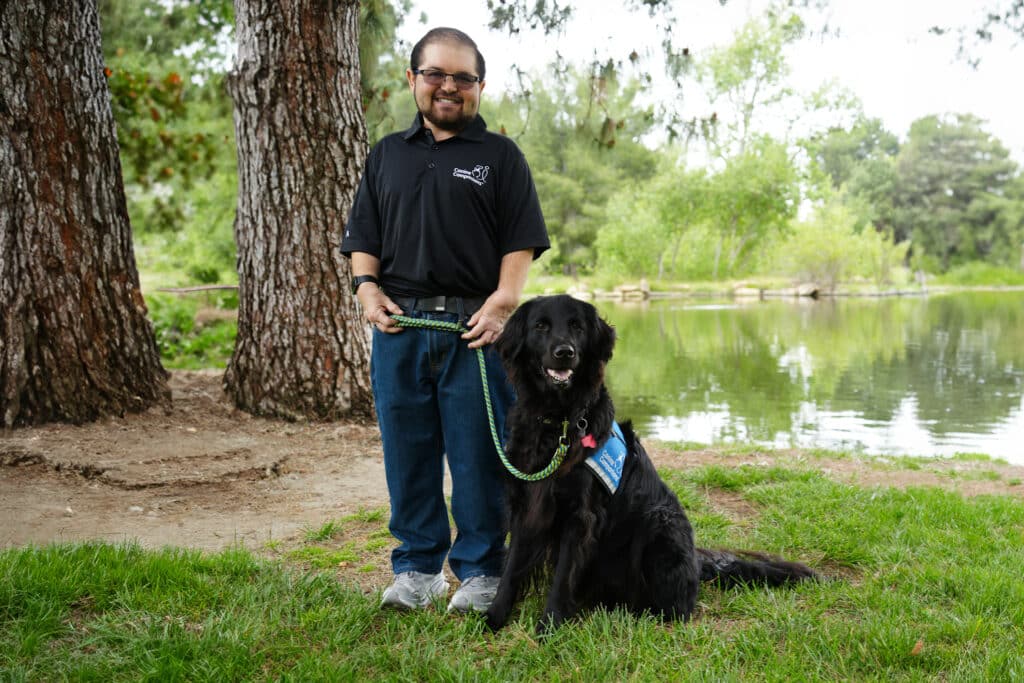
[{"left": 553, "top": 344, "right": 576, "bottom": 360}]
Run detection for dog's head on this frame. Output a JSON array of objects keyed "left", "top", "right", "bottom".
[{"left": 497, "top": 295, "right": 615, "bottom": 395}]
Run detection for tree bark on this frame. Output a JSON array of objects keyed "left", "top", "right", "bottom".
[
  {"left": 225, "top": 0, "right": 373, "bottom": 420},
  {"left": 0, "top": 1, "right": 169, "bottom": 428}
]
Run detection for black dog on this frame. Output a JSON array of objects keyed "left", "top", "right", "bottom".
[{"left": 486, "top": 295, "right": 818, "bottom": 634}]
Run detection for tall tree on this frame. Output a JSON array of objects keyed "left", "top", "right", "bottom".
[
  {"left": 893, "top": 114, "right": 1017, "bottom": 270},
  {"left": 701, "top": 137, "right": 799, "bottom": 278},
  {"left": 803, "top": 115, "right": 901, "bottom": 237},
  {"left": 698, "top": 7, "right": 806, "bottom": 159},
  {"left": 224, "top": 0, "right": 372, "bottom": 419},
  {"left": 491, "top": 61, "right": 660, "bottom": 273},
  {"left": 805, "top": 116, "right": 899, "bottom": 191},
  {"left": 0, "top": 1, "right": 168, "bottom": 427}
]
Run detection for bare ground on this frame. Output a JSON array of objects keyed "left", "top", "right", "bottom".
[{"left": 4, "top": 370, "right": 1023, "bottom": 590}]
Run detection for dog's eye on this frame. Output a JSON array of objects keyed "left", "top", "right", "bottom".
[
  {"left": 569, "top": 320, "right": 583, "bottom": 332},
  {"left": 533, "top": 321, "right": 549, "bottom": 331}
]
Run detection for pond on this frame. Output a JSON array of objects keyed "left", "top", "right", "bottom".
[{"left": 598, "top": 291, "right": 1024, "bottom": 464}]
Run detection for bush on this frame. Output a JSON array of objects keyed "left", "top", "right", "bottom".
[
  {"left": 772, "top": 200, "right": 908, "bottom": 290},
  {"left": 146, "top": 293, "right": 236, "bottom": 369},
  {"left": 934, "top": 262, "right": 1024, "bottom": 286}
]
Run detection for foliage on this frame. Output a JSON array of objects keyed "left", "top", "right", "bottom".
[
  {"left": 698, "top": 6, "right": 806, "bottom": 158},
  {"left": 597, "top": 163, "right": 712, "bottom": 279},
  {"left": 488, "top": 61, "right": 660, "bottom": 274},
  {"left": 703, "top": 137, "right": 799, "bottom": 278},
  {"left": 804, "top": 116, "right": 900, "bottom": 192},
  {"left": 104, "top": 67, "right": 221, "bottom": 192},
  {"left": 893, "top": 114, "right": 1019, "bottom": 271},
  {"left": 597, "top": 136, "right": 798, "bottom": 282},
  {"left": 98, "top": 0, "right": 239, "bottom": 315},
  {"left": 100, "top": 0, "right": 415, "bottom": 288},
  {"left": 805, "top": 111, "right": 1024, "bottom": 275},
  {"left": 771, "top": 196, "right": 910, "bottom": 291},
  {"left": 95, "top": 0, "right": 1024, "bottom": 290},
  {"left": 146, "top": 294, "right": 236, "bottom": 369},
  {"left": 360, "top": 0, "right": 415, "bottom": 143},
  {"left": 934, "top": 262, "right": 1024, "bottom": 286},
  {"left": 932, "top": 0, "right": 1024, "bottom": 66},
  {"left": 485, "top": 0, "right": 574, "bottom": 35},
  {"left": 594, "top": 183, "right": 670, "bottom": 278}
]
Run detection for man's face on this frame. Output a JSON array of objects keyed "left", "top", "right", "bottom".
[{"left": 406, "top": 41, "right": 484, "bottom": 136}]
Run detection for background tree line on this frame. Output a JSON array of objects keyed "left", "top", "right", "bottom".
[
  {"left": 3, "top": 0, "right": 1022, "bottom": 428},
  {"left": 106, "top": 1, "right": 1024, "bottom": 291}
]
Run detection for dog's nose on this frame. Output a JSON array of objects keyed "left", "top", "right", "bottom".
[{"left": 553, "top": 344, "right": 576, "bottom": 360}]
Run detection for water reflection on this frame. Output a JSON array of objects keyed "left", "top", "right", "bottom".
[{"left": 599, "top": 292, "right": 1024, "bottom": 463}]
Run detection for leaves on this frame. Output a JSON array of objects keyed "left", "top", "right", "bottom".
[{"left": 894, "top": 114, "right": 1018, "bottom": 270}]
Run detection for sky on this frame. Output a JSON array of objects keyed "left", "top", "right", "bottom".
[{"left": 399, "top": 0, "right": 1024, "bottom": 161}]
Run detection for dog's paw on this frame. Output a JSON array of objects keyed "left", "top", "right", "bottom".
[
  {"left": 534, "top": 611, "right": 564, "bottom": 637},
  {"left": 484, "top": 608, "right": 507, "bottom": 632}
]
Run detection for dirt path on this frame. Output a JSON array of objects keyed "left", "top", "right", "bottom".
[
  {"left": 4, "top": 371, "right": 1022, "bottom": 557},
  {"left": 1, "top": 371, "right": 387, "bottom": 551}
]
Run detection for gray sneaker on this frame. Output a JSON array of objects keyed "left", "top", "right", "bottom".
[
  {"left": 380, "top": 571, "right": 449, "bottom": 610},
  {"left": 447, "top": 575, "right": 501, "bottom": 613}
]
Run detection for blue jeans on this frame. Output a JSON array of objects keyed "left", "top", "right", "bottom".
[{"left": 371, "top": 310, "right": 512, "bottom": 581}]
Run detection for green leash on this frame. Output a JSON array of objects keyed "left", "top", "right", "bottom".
[{"left": 388, "top": 314, "right": 568, "bottom": 481}]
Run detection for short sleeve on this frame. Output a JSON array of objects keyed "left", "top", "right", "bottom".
[
  {"left": 497, "top": 146, "right": 550, "bottom": 259},
  {"left": 340, "top": 146, "right": 383, "bottom": 258}
]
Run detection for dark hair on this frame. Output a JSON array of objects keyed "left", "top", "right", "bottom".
[{"left": 410, "top": 27, "right": 486, "bottom": 81}]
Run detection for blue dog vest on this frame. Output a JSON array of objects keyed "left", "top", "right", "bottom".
[{"left": 585, "top": 422, "right": 628, "bottom": 494}]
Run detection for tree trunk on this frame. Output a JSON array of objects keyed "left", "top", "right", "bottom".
[
  {"left": 224, "top": 0, "right": 373, "bottom": 420},
  {"left": 0, "top": 1, "right": 169, "bottom": 428}
]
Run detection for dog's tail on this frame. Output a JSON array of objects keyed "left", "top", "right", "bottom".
[{"left": 696, "top": 547, "right": 819, "bottom": 588}]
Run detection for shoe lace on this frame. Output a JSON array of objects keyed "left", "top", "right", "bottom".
[{"left": 461, "top": 576, "right": 496, "bottom": 593}]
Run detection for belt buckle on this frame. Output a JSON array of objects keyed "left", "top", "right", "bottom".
[{"left": 432, "top": 296, "right": 447, "bottom": 312}]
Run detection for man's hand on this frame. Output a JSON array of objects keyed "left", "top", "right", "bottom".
[
  {"left": 357, "top": 283, "right": 404, "bottom": 334},
  {"left": 462, "top": 289, "right": 516, "bottom": 349},
  {"left": 462, "top": 249, "right": 534, "bottom": 349}
]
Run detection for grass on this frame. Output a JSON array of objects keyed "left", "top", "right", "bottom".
[{"left": 4, "top": 455, "right": 1024, "bottom": 680}]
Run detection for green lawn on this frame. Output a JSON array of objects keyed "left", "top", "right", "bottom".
[{"left": 3, "top": 456, "right": 1023, "bottom": 681}]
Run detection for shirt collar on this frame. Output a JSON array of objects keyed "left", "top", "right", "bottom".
[{"left": 402, "top": 112, "right": 488, "bottom": 143}]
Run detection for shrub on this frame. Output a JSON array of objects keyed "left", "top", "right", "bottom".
[{"left": 146, "top": 293, "right": 236, "bottom": 369}]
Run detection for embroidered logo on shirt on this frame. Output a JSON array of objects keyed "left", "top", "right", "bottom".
[
  {"left": 584, "top": 422, "right": 628, "bottom": 495},
  {"left": 453, "top": 164, "right": 490, "bottom": 186}
]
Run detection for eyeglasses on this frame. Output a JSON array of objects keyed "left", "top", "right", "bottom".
[{"left": 413, "top": 68, "right": 481, "bottom": 90}]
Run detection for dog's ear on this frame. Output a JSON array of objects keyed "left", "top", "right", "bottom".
[
  {"left": 590, "top": 307, "right": 616, "bottom": 363},
  {"left": 496, "top": 298, "right": 534, "bottom": 369}
]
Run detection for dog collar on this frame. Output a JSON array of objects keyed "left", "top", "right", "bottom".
[{"left": 584, "top": 422, "right": 627, "bottom": 494}]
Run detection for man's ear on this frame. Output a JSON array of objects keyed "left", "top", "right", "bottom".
[{"left": 406, "top": 68, "right": 416, "bottom": 91}]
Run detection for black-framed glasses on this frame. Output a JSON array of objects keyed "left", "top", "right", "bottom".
[{"left": 413, "top": 68, "right": 481, "bottom": 90}]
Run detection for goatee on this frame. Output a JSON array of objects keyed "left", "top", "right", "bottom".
[{"left": 422, "top": 109, "right": 475, "bottom": 132}]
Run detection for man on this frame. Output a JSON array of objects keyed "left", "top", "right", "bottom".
[{"left": 341, "top": 27, "right": 549, "bottom": 614}]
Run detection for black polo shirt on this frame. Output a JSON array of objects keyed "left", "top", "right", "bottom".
[{"left": 341, "top": 113, "right": 549, "bottom": 299}]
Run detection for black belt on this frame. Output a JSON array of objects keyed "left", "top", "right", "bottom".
[{"left": 389, "top": 295, "right": 487, "bottom": 318}]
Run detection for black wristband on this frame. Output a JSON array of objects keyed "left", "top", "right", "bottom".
[{"left": 351, "top": 274, "right": 380, "bottom": 295}]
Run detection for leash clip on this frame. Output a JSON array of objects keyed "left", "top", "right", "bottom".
[{"left": 576, "top": 417, "right": 588, "bottom": 434}]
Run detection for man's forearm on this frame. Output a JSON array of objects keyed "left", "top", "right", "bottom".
[
  {"left": 351, "top": 252, "right": 381, "bottom": 279},
  {"left": 491, "top": 248, "right": 535, "bottom": 310}
]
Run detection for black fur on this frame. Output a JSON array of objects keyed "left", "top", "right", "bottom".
[{"left": 486, "top": 295, "right": 818, "bottom": 634}]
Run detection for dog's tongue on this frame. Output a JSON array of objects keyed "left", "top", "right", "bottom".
[{"left": 546, "top": 368, "right": 573, "bottom": 382}]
